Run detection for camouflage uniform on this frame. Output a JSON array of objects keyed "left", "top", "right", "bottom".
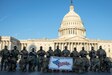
[
  {"left": 61, "top": 46, "right": 70, "bottom": 72},
  {"left": 9, "top": 46, "right": 19, "bottom": 71},
  {"left": 54, "top": 46, "right": 61, "bottom": 57},
  {"left": 91, "top": 56, "right": 100, "bottom": 72},
  {"left": 89, "top": 47, "right": 97, "bottom": 59},
  {"left": 46, "top": 47, "right": 54, "bottom": 58},
  {"left": 46, "top": 47, "right": 54, "bottom": 72},
  {"left": 79, "top": 47, "right": 88, "bottom": 58},
  {"left": 97, "top": 46, "right": 106, "bottom": 59},
  {"left": 37, "top": 46, "right": 46, "bottom": 72},
  {"left": 70, "top": 47, "right": 79, "bottom": 59},
  {"left": 73, "top": 56, "right": 84, "bottom": 73},
  {"left": 19, "top": 47, "right": 28, "bottom": 72},
  {"left": 97, "top": 46, "right": 106, "bottom": 71},
  {"left": 89, "top": 47, "right": 97, "bottom": 71},
  {"left": 79, "top": 47, "right": 89, "bottom": 72},
  {"left": 61, "top": 46, "right": 70, "bottom": 57},
  {"left": 0, "top": 46, "right": 10, "bottom": 71},
  {"left": 42, "top": 57, "right": 49, "bottom": 72},
  {"left": 28, "top": 48, "right": 37, "bottom": 72},
  {"left": 103, "top": 57, "right": 111, "bottom": 72}
]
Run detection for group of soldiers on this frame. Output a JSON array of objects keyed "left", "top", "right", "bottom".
[{"left": 0, "top": 45, "right": 112, "bottom": 73}]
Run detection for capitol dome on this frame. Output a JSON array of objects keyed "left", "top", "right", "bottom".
[{"left": 59, "top": 3, "right": 86, "bottom": 39}]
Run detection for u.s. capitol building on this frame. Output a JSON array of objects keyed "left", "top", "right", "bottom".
[{"left": 0, "top": 2, "right": 112, "bottom": 57}]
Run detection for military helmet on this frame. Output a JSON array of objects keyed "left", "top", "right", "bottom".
[
  {"left": 23, "top": 46, "right": 26, "bottom": 50},
  {"left": 49, "top": 46, "right": 52, "bottom": 50},
  {"left": 14, "top": 46, "right": 17, "bottom": 49},
  {"left": 91, "top": 46, "right": 94, "bottom": 50},
  {"left": 74, "top": 47, "right": 77, "bottom": 51},
  {"left": 99, "top": 46, "right": 102, "bottom": 49},
  {"left": 4, "top": 45, "right": 8, "bottom": 49},
  {"left": 65, "top": 46, "right": 67, "bottom": 49},
  {"left": 82, "top": 47, "right": 85, "bottom": 50}
]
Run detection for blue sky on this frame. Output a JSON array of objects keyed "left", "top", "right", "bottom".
[{"left": 0, "top": 0, "right": 112, "bottom": 40}]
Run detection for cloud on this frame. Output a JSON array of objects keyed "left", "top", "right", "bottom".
[{"left": 0, "top": 16, "right": 8, "bottom": 22}]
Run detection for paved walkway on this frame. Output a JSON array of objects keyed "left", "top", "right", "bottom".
[{"left": 0, "top": 71, "right": 112, "bottom": 75}]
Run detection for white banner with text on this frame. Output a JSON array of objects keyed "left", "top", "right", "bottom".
[{"left": 49, "top": 56, "right": 73, "bottom": 70}]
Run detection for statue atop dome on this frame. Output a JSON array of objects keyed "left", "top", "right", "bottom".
[{"left": 70, "top": 0, "right": 73, "bottom": 5}]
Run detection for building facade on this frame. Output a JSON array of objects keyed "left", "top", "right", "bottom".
[{"left": 0, "top": 2, "right": 112, "bottom": 57}]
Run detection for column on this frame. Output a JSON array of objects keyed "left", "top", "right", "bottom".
[
  {"left": 76, "top": 43, "right": 78, "bottom": 51},
  {"left": 9, "top": 42, "right": 12, "bottom": 50},
  {"left": 61, "top": 43, "right": 63, "bottom": 50},
  {"left": 2, "top": 41, "right": 3, "bottom": 49},
  {"left": 88, "top": 43, "right": 89, "bottom": 51},
  {"left": 60, "top": 43, "right": 62, "bottom": 50},
  {"left": 71, "top": 43, "right": 73, "bottom": 52},
  {"left": 4, "top": 41, "right": 6, "bottom": 46},
  {"left": 54, "top": 43, "right": 55, "bottom": 50},
  {"left": 66, "top": 29, "right": 67, "bottom": 35},
  {"left": 0, "top": 42, "right": 1, "bottom": 50},
  {"left": 69, "top": 43, "right": 71, "bottom": 51},
  {"left": 95, "top": 43, "right": 98, "bottom": 50},
  {"left": 1, "top": 41, "right": 3, "bottom": 49},
  {"left": 72, "top": 29, "right": 73, "bottom": 34}
]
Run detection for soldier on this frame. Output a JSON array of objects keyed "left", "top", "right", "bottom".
[
  {"left": 89, "top": 47, "right": 97, "bottom": 60},
  {"left": 91, "top": 56, "right": 100, "bottom": 72},
  {"left": 46, "top": 47, "right": 54, "bottom": 59},
  {"left": 37, "top": 46, "right": 46, "bottom": 72},
  {"left": 70, "top": 47, "right": 79, "bottom": 59},
  {"left": 54, "top": 46, "right": 61, "bottom": 57},
  {"left": 73, "top": 55, "right": 84, "bottom": 73},
  {"left": 79, "top": 47, "right": 89, "bottom": 72},
  {"left": 103, "top": 57, "right": 112, "bottom": 72},
  {"left": 19, "top": 46, "right": 28, "bottom": 72},
  {"left": 9, "top": 46, "right": 19, "bottom": 71},
  {"left": 0, "top": 46, "right": 10, "bottom": 71},
  {"left": 29, "top": 48, "right": 37, "bottom": 72},
  {"left": 61, "top": 46, "right": 70, "bottom": 57},
  {"left": 89, "top": 47, "right": 97, "bottom": 71},
  {"left": 79, "top": 47, "right": 88, "bottom": 58},
  {"left": 46, "top": 47, "right": 54, "bottom": 72},
  {"left": 61, "top": 46, "right": 70, "bottom": 72},
  {"left": 97, "top": 46, "right": 106, "bottom": 71},
  {"left": 97, "top": 46, "right": 106, "bottom": 59},
  {"left": 42, "top": 57, "right": 49, "bottom": 72}
]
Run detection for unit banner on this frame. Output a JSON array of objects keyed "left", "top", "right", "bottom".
[{"left": 49, "top": 56, "right": 73, "bottom": 70}]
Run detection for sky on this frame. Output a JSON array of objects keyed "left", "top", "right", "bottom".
[{"left": 0, "top": 0, "right": 112, "bottom": 40}]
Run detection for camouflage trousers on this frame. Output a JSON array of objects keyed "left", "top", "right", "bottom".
[{"left": 0, "top": 58, "right": 8, "bottom": 71}]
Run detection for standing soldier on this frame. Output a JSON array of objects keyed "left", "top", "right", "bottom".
[
  {"left": 46, "top": 47, "right": 54, "bottom": 59},
  {"left": 9, "top": 46, "right": 19, "bottom": 71},
  {"left": 61, "top": 46, "right": 70, "bottom": 72},
  {"left": 89, "top": 47, "right": 97, "bottom": 71},
  {"left": 97, "top": 46, "right": 106, "bottom": 59},
  {"left": 70, "top": 47, "right": 79, "bottom": 59},
  {"left": 79, "top": 47, "right": 88, "bottom": 58},
  {"left": 0, "top": 46, "right": 10, "bottom": 71},
  {"left": 91, "top": 56, "right": 100, "bottom": 72},
  {"left": 29, "top": 48, "right": 37, "bottom": 72},
  {"left": 79, "top": 47, "right": 89, "bottom": 72},
  {"left": 73, "top": 55, "right": 83, "bottom": 73},
  {"left": 97, "top": 46, "right": 106, "bottom": 71},
  {"left": 19, "top": 46, "right": 28, "bottom": 72},
  {"left": 70, "top": 47, "right": 79, "bottom": 72},
  {"left": 46, "top": 47, "right": 54, "bottom": 72},
  {"left": 37, "top": 46, "right": 46, "bottom": 72},
  {"left": 89, "top": 47, "right": 97, "bottom": 60},
  {"left": 54, "top": 46, "right": 61, "bottom": 57},
  {"left": 62, "top": 46, "right": 70, "bottom": 57}
]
